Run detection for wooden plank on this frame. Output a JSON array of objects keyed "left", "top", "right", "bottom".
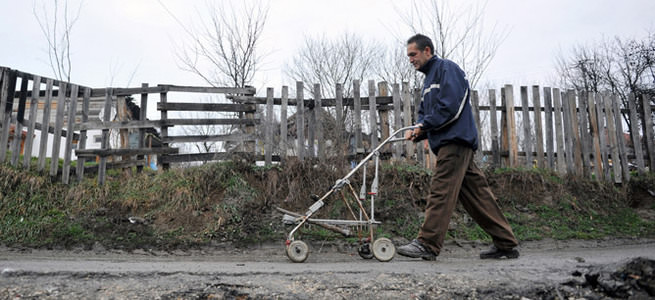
[
  {"left": 604, "top": 93, "right": 623, "bottom": 183},
  {"left": 552, "top": 88, "right": 566, "bottom": 175},
  {"left": 502, "top": 85, "right": 518, "bottom": 167},
  {"left": 578, "top": 92, "right": 592, "bottom": 178},
  {"left": 11, "top": 77, "right": 29, "bottom": 166},
  {"left": 561, "top": 90, "right": 574, "bottom": 174},
  {"left": 88, "top": 86, "right": 166, "bottom": 98},
  {"left": 157, "top": 84, "right": 256, "bottom": 95},
  {"left": 156, "top": 102, "right": 256, "bottom": 112},
  {"left": 37, "top": 79, "right": 54, "bottom": 171},
  {"left": 368, "top": 80, "right": 378, "bottom": 150},
  {"left": 98, "top": 89, "right": 113, "bottom": 185},
  {"left": 612, "top": 94, "right": 630, "bottom": 182},
  {"left": 392, "top": 83, "right": 402, "bottom": 160},
  {"left": 587, "top": 92, "right": 604, "bottom": 181},
  {"left": 163, "top": 133, "right": 255, "bottom": 143},
  {"left": 520, "top": 87, "right": 532, "bottom": 168},
  {"left": 265, "top": 87, "right": 273, "bottom": 166},
  {"left": 76, "top": 88, "right": 91, "bottom": 181},
  {"left": 75, "top": 120, "right": 159, "bottom": 131},
  {"left": 76, "top": 147, "right": 178, "bottom": 157},
  {"left": 137, "top": 83, "right": 148, "bottom": 173},
  {"left": 488, "top": 89, "right": 500, "bottom": 168},
  {"left": 307, "top": 88, "right": 315, "bottom": 158},
  {"left": 543, "top": 87, "right": 555, "bottom": 170},
  {"left": 568, "top": 90, "right": 583, "bottom": 175},
  {"left": 471, "top": 90, "right": 482, "bottom": 163},
  {"left": 334, "top": 83, "right": 344, "bottom": 158},
  {"left": 159, "top": 152, "right": 274, "bottom": 164},
  {"left": 23, "top": 75, "right": 41, "bottom": 168},
  {"left": 229, "top": 95, "right": 395, "bottom": 107},
  {"left": 532, "top": 86, "right": 544, "bottom": 169},
  {"left": 353, "top": 80, "right": 362, "bottom": 154},
  {"left": 595, "top": 94, "right": 611, "bottom": 182},
  {"left": 280, "top": 86, "right": 288, "bottom": 161},
  {"left": 0, "top": 69, "right": 17, "bottom": 164},
  {"left": 296, "top": 81, "right": 305, "bottom": 160},
  {"left": 49, "top": 82, "right": 67, "bottom": 176},
  {"left": 415, "top": 87, "right": 427, "bottom": 165},
  {"left": 402, "top": 82, "right": 414, "bottom": 161},
  {"left": 159, "top": 90, "right": 169, "bottom": 169},
  {"left": 628, "top": 93, "right": 645, "bottom": 173},
  {"left": 378, "top": 82, "right": 390, "bottom": 153},
  {"left": 641, "top": 94, "right": 655, "bottom": 171},
  {"left": 62, "top": 84, "right": 79, "bottom": 184},
  {"left": 162, "top": 118, "right": 259, "bottom": 126},
  {"left": 315, "top": 84, "right": 324, "bottom": 160}
]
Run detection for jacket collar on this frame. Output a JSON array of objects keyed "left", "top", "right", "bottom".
[{"left": 418, "top": 56, "right": 438, "bottom": 74}]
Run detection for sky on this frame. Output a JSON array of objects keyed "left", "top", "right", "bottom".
[{"left": 0, "top": 0, "right": 654, "bottom": 95}]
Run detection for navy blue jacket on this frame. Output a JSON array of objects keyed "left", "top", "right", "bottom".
[{"left": 416, "top": 56, "right": 478, "bottom": 152}]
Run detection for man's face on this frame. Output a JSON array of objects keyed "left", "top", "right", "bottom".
[{"left": 407, "top": 42, "right": 432, "bottom": 70}]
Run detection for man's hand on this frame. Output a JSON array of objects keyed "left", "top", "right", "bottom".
[{"left": 405, "top": 124, "right": 424, "bottom": 142}]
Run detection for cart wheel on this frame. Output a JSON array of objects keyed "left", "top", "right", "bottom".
[
  {"left": 372, "top": 238, "right": 395, "bottom": 262},
  {"left": 286, "top": 240, "right": 309, "bottom": 263},
  {"left": 358, "top": 243, "right": 374, "bottom": 259}
]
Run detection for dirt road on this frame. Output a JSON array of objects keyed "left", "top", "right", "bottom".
[{"left": 1, "top": 238, "right": 654, "bottom": 299}]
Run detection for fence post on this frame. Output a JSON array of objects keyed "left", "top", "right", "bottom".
[
  {"left": 307, "top": 87, "right": 315, "bottom": 158},
  {"left": 368, "top": 80, "right": 378, "bottom": 150},
  {"left": 501, "top": 85, "right": 518, "bottom": 167},
  {"left": 24, "top": 76, "right": 41, "bottom": 169},
  {"left": 280, "top": 86, "right": 288, "bottom": 162},
  {"left": 159, "top": 89, "right": 170, "bottom": 169},
  {"left": 588, "top": 92, "right": 604, "bottom": 181},
  {"left": 0, "top": 69, "right": 17, "bottom": 164},
  {"left": 392, "top": 83, "right": 402, "bottom": 161},
  {"left": 628, "top": 93, "right": 645, "bottom": 173},
  {"left": 62, "top": 84, "right": 78, "bottom": 184},
  {"left": 561, "top": 90, "right": 574, "bottom": 174},
  {"left": 265, "top": 87, "right": 273, "bottom": 166},
  {"left": 612, "top": 94, "right": 630, "bottom": 182},
  {"left": 314, "top": 84, "right": 324, "bottom": 160},
  {"left": 604, "top": 93, "right": 623, "bottom": 183},
  {"left": 569, "top": 90, "right": 584, "bottom": 176},
  {"left": 552, "top": 88, "right": 566, "bottom": 175},
  {"left": 49, "top": 82, "right": 67, "bottom": 177},
  {"left": 641, "top": 94, "right": 655, "bottom": 171},
  {"left": 296, "top": 81, "right": 305, "bottom": 161},
  {"left": 596, "top": 94, "right": 611, "bottom": 182},
  {"left": 37, "top": 79, "right": 53, "bottom": 172},
  {"left": 402, "top": 82, "right": 414, "bottom": 161},
  {"left": 520, "top": 86, "right": 533, "bottom": 168},
  {"left": 353, "top": 80, "right": 362, "bottom": 155},
  {"left": 11, "top": 77, "right": 29, "bottom": 167},
  {"left": 532, "top": 86, "right": 544, "bottom": 169},
  {"left": 489, "top": 89, "right": 500, "bottom": 168},
  {"left": 76, "top": 88, "right": 91, "bottom": 181},
  {"left": 335, "top": 83, "right": 343, "bottom": 156},
  {"left": 543, "top": 87, "right": 555, "bottom": 170},
  {"left": 378, "top": 81, "right": 390, "bottom": 153},
  {"left": 578, "top": 92, "right": 592, "bottom": 178},
  {"left": 471, "top": 90, "right": 482, "bottom": 163},
  {"left": 137, "top": 83, "right": 148, "bottom": 172},
  {"left": 99, "top": 88, "right": 113, "bottom": 185}
]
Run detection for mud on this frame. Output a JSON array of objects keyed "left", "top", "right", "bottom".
[{"left": 1, "top": 238, "right": 654, "bottom": 299}]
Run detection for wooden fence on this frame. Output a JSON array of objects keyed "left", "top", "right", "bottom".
[{"left": 1, "top": 66, "right": 653, "bottom": 185}]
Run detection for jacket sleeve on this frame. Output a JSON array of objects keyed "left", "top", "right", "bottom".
[{"left": 419, "top": 65, "right": 468, "bottom": 132}]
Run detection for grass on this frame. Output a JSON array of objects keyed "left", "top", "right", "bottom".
[{"left": 0, "top": 160, "right": 654, "bottom": 250}]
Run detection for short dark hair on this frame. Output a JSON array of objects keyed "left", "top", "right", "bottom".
[{"left": 407, "top": 34, "right": 434, "bottom": 55}]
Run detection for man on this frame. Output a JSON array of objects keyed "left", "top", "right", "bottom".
[{"left": 397, "top": 34, "right": 519, "bottom": 261}]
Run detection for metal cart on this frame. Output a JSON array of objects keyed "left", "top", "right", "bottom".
[{"left": 277, "top": 125, "right": 418, "bottom": 263}]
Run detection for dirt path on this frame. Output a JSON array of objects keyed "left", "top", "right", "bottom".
[{"left": 1, "top": 238, "right": 654, "bottom": 299}]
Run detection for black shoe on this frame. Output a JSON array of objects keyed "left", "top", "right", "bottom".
[
  {"left": 397, "top": 239, "right": 437, "bottom": 261},
  {"left": 479, "top": 245, "right": 519, "bottom": 259}
]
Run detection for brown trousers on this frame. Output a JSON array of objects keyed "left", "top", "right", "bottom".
[{"left": 418, "top": 143, "right": 518, "bottom": 255}]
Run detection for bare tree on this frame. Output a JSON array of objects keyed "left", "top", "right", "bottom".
[
  {"left": 159, "top": 0, "right": 269, "bottom": 88},
  {"left": 394, "top": 0, "right": 508, "bottom": 89},
  {"left": 556, "top": 33, "right": 655, "bottom": 128},
  {"left": 284, "top": 32, "right": 380, "bottom": 98},
  {"left": 32, "top": 0, "right": 83, "bottom": 82}
]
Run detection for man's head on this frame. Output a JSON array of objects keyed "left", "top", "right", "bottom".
[{"left": 407, "top": 34, "right": 434, "bottom": 70}]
